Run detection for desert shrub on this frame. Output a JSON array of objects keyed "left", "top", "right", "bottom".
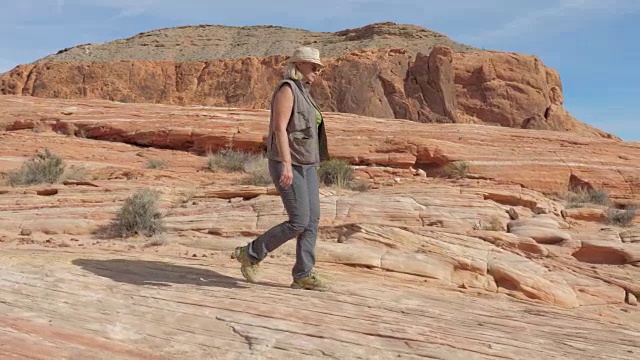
[
  {"left": 587, "top": 189, "right": 610, "bottom": 205},
  {"left": 207, "top": 148, "right": 249, "bottom": 172},
  {"left": 113, "top": 188, "right": 164, "bottom": 238},
  {"left": 605, "top": 207, "right": 636, "bottom": 227},
  {"left": 318, "top": 159, "right": 353, "bottom": 187},
  {"left": 242, "top": 155, "right": 272, "bottom": 186},
  {"left": 206, "top": 148, "right": 274, "bottom": 186},
  {"left": 443, "top": 161, "right": 469, "bottom": 179},
  {"left": 6, "top": 148, "right": 66, "bottom": 186},
  {"left": 146, "top": 158, "right": 167, "bottom": 169},
  {"left": 317, "top": 159, "right": 367, "bottom": 191},
  {"left": 565, "top": 188, "right": 610, "bottom": 208}
]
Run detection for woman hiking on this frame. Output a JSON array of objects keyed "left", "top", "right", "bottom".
[{"left": 233, "top": 46, "right": 330, "bottom": 291}]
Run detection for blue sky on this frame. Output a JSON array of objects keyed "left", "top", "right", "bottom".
[{"left": 1, "top": 0, "right": 638, "bottom": 141}]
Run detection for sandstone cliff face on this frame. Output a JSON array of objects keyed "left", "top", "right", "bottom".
[{"left": 0, "top": 46, "right": 613, "bottom": 139}]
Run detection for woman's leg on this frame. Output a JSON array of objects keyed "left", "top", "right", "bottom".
[
  {"left": 247, "top": 160, "right": 310, "bottom": 261},
  {"left": 292, "top": 165, "right": 320, "bottom": 280}
]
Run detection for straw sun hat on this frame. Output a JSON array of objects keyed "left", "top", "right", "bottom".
[{"left": 287, "top": 46, "right": 324, "bottom": 67}]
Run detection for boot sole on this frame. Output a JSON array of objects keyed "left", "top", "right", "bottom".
[{"left": 290, "top": 283, "right": 328, "bottom": 292}]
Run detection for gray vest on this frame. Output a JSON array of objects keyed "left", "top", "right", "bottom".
[{"left": 265, "top": 79, "right": 329, "bottom": 166}]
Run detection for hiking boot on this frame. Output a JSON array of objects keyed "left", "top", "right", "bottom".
[
  {"left": 291, "top": 271, "right": 329, "bottom": 291},
  {"left": 232, "top": 245, "right": 260, "bottom": 283}
]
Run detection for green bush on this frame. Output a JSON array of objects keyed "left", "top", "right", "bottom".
[
  {"left": 318, "top": 159, "right": 354, "bottom": 187},
  {"left": 114, "top": 188, "right": 164, "bottom": 238},
  {"left": 318, "top": 159, "right": 366, "bottom": 191},
  {"left": 6, "top": 148, "right": 66, "bottom": 186}
]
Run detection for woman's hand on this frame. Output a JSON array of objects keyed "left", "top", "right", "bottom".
[{"left": 280, "top": 162, "right": 293, "bottom": 189}]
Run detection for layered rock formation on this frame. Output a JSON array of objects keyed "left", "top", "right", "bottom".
[
  {"left": 0, "top": 23, "right": 614, "bottom": 139},
  {"left": 1, "top": 96, "right": 636, "bottom": 204},
  {"left": 1, "top": 96, "right": 639, "bottom": 358}
]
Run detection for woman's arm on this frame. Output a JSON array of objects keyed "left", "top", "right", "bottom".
[{"left": 272, "top": 83, "right": 294, "bottom": 188}]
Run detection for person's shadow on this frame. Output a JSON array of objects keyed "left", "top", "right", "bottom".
[{"left": 72, "top": 258, "right": 248, "bottom": 289}]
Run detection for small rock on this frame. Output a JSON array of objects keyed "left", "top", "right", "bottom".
[
  {"left": 563, "top": 208, "right": 606, "bottom": 223},
  {"left": 192, "top": 254, "right": 198, "bottom": 258},
  {"left": 337, "top": 234, "right": 347, "bottom": 243},
  {"left": 626, "top": 292, "right": 638, "bottom": 306},
  {"left": 507, "top": 208, "right": 520, "bottom": 220},
  {"left": 20, "top": 228, "right": 32, "bottom": 236},
  {"left": 229, "top": 197, "right": 243, "bottom": 203},
  {"left": 416, "top": 169, "right": 427, "bottom": 178},
  {"left": 36, "top": 189, "right": 59, "bottom": 196},
  {"left": 201, "top": 254, "right": 207, "bottom": 258},
  {"left": 533, "top": 206, "right": 550, "bottom": 214},
  {"left": 394, "top": 178, "right": 401, "bottom": 184}
]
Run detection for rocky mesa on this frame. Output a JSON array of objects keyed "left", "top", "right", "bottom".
[{"left": 0, "top": 22, "right": 615, "bottom": 139}]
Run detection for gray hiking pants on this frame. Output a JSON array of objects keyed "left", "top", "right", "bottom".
[{"left": 248, "top": 159, "right": 320, "bottom": 280}]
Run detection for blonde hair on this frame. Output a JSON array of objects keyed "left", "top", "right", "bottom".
[{"left": 283, "top": 62, "right": 304, "bottom": 80}]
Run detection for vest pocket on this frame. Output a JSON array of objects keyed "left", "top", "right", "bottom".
[
  {"left": 289, "top": 127, "right": 315, "bottom": 164},
  {"left": 291, "top": 109, "right": 312, "bottom": 131},
  {"left": 290, "top": 126, "right": 313, "bottom": 139}
]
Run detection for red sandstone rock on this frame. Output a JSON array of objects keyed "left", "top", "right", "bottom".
[
  {"left": 0, "top": 47, "right": 614, "bottom": 139},
  {"left": 0, "top": 96, "right": 637, "bottom": 205}
]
